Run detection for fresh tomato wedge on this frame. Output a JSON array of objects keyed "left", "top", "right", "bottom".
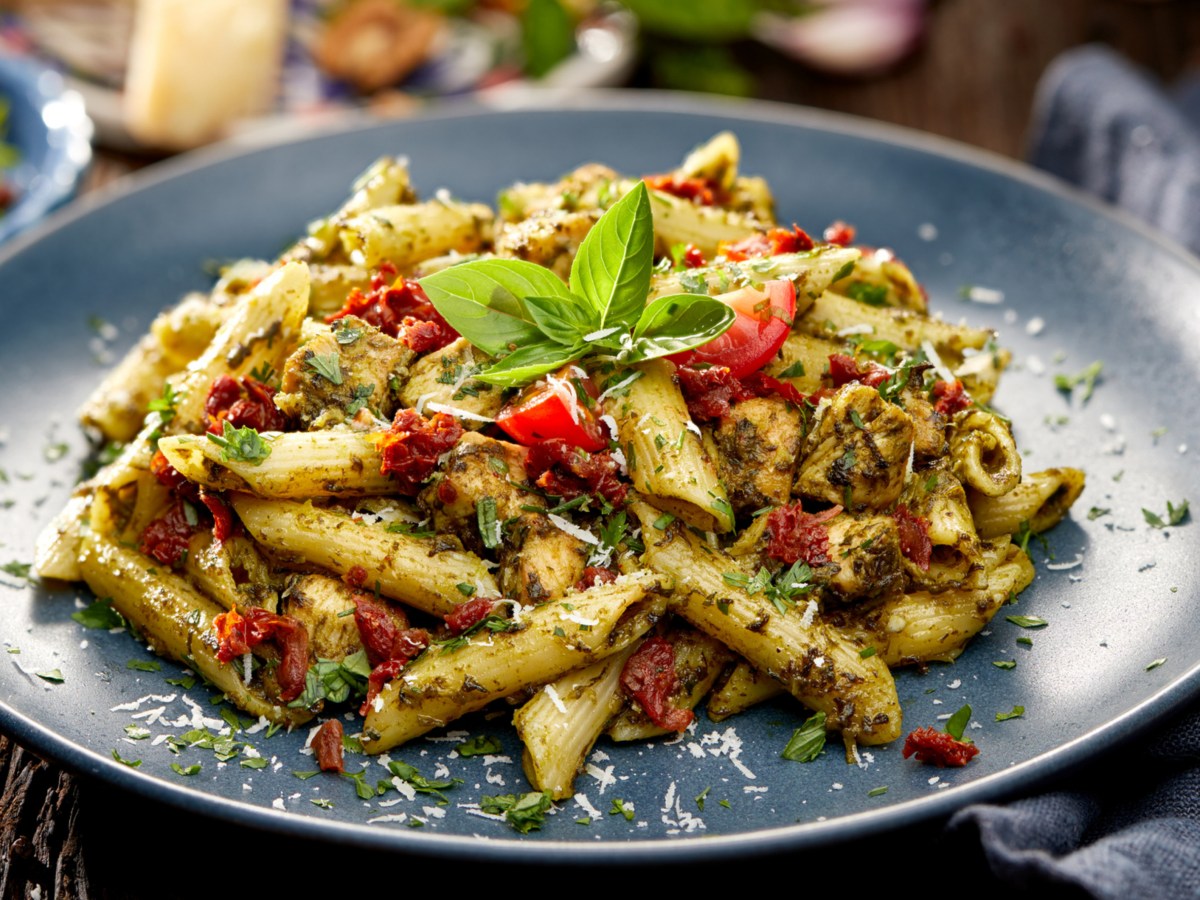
[
  {"left": 670, "top": 278, "right": 796, "bottom": 378},
  {"left": 495, "top": 366, "right": 608, "bottom": 452}
]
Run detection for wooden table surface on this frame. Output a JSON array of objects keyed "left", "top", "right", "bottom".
[{"left": 3, "top": 1, "right": 1197, "bottom": 896}]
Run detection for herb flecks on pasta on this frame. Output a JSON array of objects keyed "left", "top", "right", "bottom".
[{"left": 38, "top": 132, "right": 1083, "bottom": 800}]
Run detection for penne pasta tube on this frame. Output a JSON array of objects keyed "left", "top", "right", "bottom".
[
  {"left": 763, "top": 332, "right": 841, "bottom": 393},
  {"left": 607, "top": 626, "right": 734, "bottom": 741},
  {"left": 968, "top": 467, "right": 1086, "bottom": 539},
  {"left": 706, "top": 660, "right": 785, "bottom": 722},
  {"left": 171, "top": 260, "right": 310, "bottom": 430},
  {"left": 78, "top": 334, "right": 177, "bottom": 444},
  {"left": 633, "top": 501, "right": 902, "bottom": 745},
  {"left": 797, "top": 290, "right": 993, "bottom": 357},
  {"left": 231, "top": 495, "right": 498, "bottom": 617},
  {"left": 613, "top": 359, "right": 734, "bottom": 533},
  {"left": 361, "top": 571, "right": 668, "bottom": 752},
  {"left": 951, "top": 408, "right": 1022, "bottom": 497},
  {"left": 836, "top": 539, "right": 1034, "bottom": 665},
  {"left": 159, "top": 430, "right": 393, "bottom": 498},
  {"left": 78, "top": 532, "right": 313, "bottom": 726},
  {"left": 340, "top": 200, "right": 493, "bottom": 269},
  {"left": 514, "top": 646, "right": 636, "bottom": 800}
]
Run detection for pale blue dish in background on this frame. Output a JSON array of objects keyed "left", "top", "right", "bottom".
[
  {"left": 0, "top": 54, "right": 92, "bottom": 245},
  {"left": 0, "top": 94, "right": 1196, "bottom": 862}
]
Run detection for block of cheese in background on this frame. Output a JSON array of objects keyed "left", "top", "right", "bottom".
[{"left": 124, "top": 0, "right": 288, "bottom": 149}]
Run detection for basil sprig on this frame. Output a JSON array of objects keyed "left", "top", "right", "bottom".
[{"left": 419, "top": 182, "right": 734, "bottom": 387}]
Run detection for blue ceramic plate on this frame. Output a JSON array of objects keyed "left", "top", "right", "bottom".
[
  {"left": 0, "top": 94, "right": 1197, "bottom": 863},
  {"left": 0, "top": 55, "right": 91, "bottom": 244}
]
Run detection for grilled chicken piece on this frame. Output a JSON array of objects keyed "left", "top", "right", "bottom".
[
  {"left": 900, "top": 387, "right": 949, "bottom": 467},
  {"left": 421, "top": 432, "right": 588, "bottom": 602},
  {"left": 275, "top": 316, "right": 413, "bottom": 430},
  {"left": 493, "top": 208, "right": 602, "bottom": 279},
  {"left": 712, "top": 397, "right": 804, "bottom": 517},
  {"left": 398, "top": 337, "right": 501, "bottom": 429},
  {"left": 796, "top": 384, "right": 914, "bottom": 512},
  {"left": 501, "top": 514, "right": 589, "bottom": 604},
  {"left": 281, "top": 574, "right": 364, "bottom": 661},
  {"left": 821, "top": 513, "right": 903, "bottom": 603}
]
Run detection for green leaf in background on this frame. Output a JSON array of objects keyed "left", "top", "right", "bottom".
[
  {"left": 420, "top": 259, "right": 571, "bottom": 357},
  {"left": 652, "top": 45, "right": 754, "bottom": 97},
  {"left": 523, "top": 295, "right": 596, "bottom": 347},
  {"left": 569, "top": 181, "right": 654, "bottom": 330},
  {"left": 628, "top": 292, "right": 735, "bottom": 360},
  {"left": 472, "top": 340, "right": 584, "bottom": 387},
  {"left": 521, "top": 0, "right": 577, "bottom": 78},
  {"left": 621, "top": 0, "right": 757, "bottom": 40}
]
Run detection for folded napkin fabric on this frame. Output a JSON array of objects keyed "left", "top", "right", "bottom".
[
  {"left": 1028, "top": 43, "right": 1200, "bottom": 256},
  {"left": 950, "top": 43, "right": 1200, "bottom": 898}
]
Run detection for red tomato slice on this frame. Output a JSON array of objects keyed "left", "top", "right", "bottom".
[
  {"left": 670, "top": 279, "right": 796, "bottom": 378},
  {"left": 495, "top": 366, "right": 608, "bottom": 452}
]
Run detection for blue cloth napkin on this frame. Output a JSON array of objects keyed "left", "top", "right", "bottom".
[{"left": 946, "top": 44, "right": 1200, "bottom": 898}]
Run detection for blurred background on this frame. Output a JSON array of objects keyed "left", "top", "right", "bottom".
[{"left": 1, "top": 0, "right": 1198, "bottom": 213}]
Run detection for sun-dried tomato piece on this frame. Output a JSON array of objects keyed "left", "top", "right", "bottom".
[
  {"left": 149, "top": 449, "right": 190, "bottom": 492},
  {"left": 377, "top": 409, "right": 463, "bottom": 495},
  {"left": 718, "top": 225, "right": 814, "bottom": 261},
  {"left": 326, "top": 264, "right": 458, "bottom": 353},
  {"left": 675, "top": 364, "right": 755, "bottom": 423},
  {"left": 352, "top": 593, "right": 427, "bottom": 668},
  {"left": 824, "top": 220, "right": 857, "bottom": 246},
  {"left": 198, "top": 490, "right": 234, "bottom": 544},
  {"left": 362, "top": 658, "right": 405, "bottom": 716},
  {"left": 766, "top": 502, "right": 843, "bottom": 566},
  {"left": 212, "top": 606, "right": 310, "bottom": 702},
  {"left": 139, "top": 498, "right": 198, "bottom": 567},
  {"left": 740, "top": 372, "right": 810, "bottom": 408},
  {"left": 680, "top": 244, "right": 707, "bottom": 268},
  {"left": 203, "top": 374, "right": 288, "bottom": 435},
  {"left": 827, "top": 353, "right": 891, "bottom": 389},
  {"left": 643, "top": 173, "right": 725, "bottom": 206},
  {"left": 893, "top": 503, "right": 932, "bottom": 571},
  {"left": 344, "top": 566, "right": 369, "bottom": 590},
  {"left": 903, "top": 726, "right": 980, "bottom": 767},
  {"left": 444, "top": 597, "right": 500, "bottom": 634},
  {"left": 620, "top": 636, "right": 693, "bottom": 733},
  {"left": 312, "top": 719, "right": 345, "bottom": 773},
  {"left": 524, "top": 438, "right": 626, "bottom": 507},
  {"left": 574, "top": 566, "right": 618, "bottom": 592},
  {"left": 931, "top": 379, "right": 972, "bottom": 416}
]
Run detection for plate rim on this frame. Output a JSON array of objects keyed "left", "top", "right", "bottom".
[{"left": 3, "top": 89, "right": 1199, "bottom": 862}]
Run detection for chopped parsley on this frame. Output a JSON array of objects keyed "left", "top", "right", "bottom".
[
  {"left": 695, "top": 786, "right": 711, "bottom": 811},
  {"left": 1006, "top": 615, "right": 1048, "bottom": 629},
  {"left": 307, "top": 353, "right": 344, "bottom": 385},
  {"left": 992, "top": 660, "right": 1017, "bottom": 670},
  {"left": 482, "top": 791, "right": 553, "bottom": 833},
  {"left": 995, "top": 706, "right": 1025, "bottom": 722},
  {"left": 111, "top": 750, "right": 142, "bottom": 768},
  {"left": 1146, "top": 658, "right": 1167, "bottom": 671},
  {"left": 126, "top": 659, "right": 162, "bottom": 672},
  {"left": 345, "top": 384, "right": 375, "bottom": 417},
  {"left": 71, "top": 597, "right": 126, "bottom": 630},
  {"left": 867, "top": 786, "right": 889, "bottom": 798},
  {"left": 1143, "top": 499, "right": 1189, "bottom": 529},
  {"left": 124, "top": 725, "right": 151, "bottom": 740},
  {"left": 171, "top": 763, "right": 201, "bottom": 776},
  {"left": 609, "top": 798, "right": 635, "bottom": 821},
  {"left": 2, "top": 561, "right": 34, "bottom": 583},
  {"left": 781, "top": 711, "right": 827, "bottom": 762},
  {"left": 35, "top": 669, "right": 64, "bottom": 683},
  {"left": 386, "top": 760, "right": 461, "bottom": 802},
  {"left": 1053, "top": 360, "right": 1103, "bottom": 404},
  {"left": 456, "top": 734, "right": 502, "bottom": 758},
  {"left": 945, "top": 704, "right": 972, "bottom": 741},
  {"left": 845, "top": 282, "right": 889, "bottom": 307},
  {"left": 331, "top": 319, "right": 363, "bottom": 345},
  {"left": 288, "top": 651, "right": 371, "bottom": 709},
  {"left": 477, "top": 496, "right": 501, "bottom": 549},
  {"left": 777, "top": 360, "right": 806, "bottom": 378},
  {"left": 207, "top": 421, "right": 272, "bottom": 464},
  {"left": 1087, "top": 507, "right": 1110, "bottom": 521}
]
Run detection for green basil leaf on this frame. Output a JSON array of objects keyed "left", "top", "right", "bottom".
[
  {"left": 420, "top": 259, "right": 572, "bottom": 357},
  {"left": 475, "top": 340, "right": 584, "bottom": 388},
  {"left": 523, "top": 294, "right": 598, "bottom": 347},
  {"left": 630, "top": 293, "right": 735, "bottom": 361},
  {"left": 569, "top": 181, "right": 653, "bottom": 330}
]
